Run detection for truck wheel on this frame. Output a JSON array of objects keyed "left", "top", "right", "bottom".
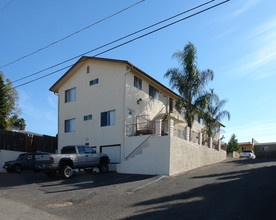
[
  {"left": 61, "top": 166, "right": 73, "bottom": 179},
  {"left": 15, "top": 165, "right": 22, "bottom": 173},
  {"left": 98, "top": 162, "right": 109, "bottom": 174},
  {"left": 45, "top": 171, "right": 56, "bottom": 177}
]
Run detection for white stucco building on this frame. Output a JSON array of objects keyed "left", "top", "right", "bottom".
[{"left": 50, "top": 56, "right": 226, "bottom": 176}]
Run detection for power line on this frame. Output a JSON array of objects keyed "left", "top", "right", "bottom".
[
  {"left": 0, "top": 0, "right": 15, "bottom": 13},
  {"left": 14, "top": 0, "right": 230, "bottom": 89},
  {"left": 12, "top": 0, "right": 216, "bottom": 85},
  {"left": 0, "top": 0, "right": 145, "bottom": 69}
]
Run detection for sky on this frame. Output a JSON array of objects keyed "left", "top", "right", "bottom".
[{"left": 0, "top": 0, "right": 275, "bottom": 144}]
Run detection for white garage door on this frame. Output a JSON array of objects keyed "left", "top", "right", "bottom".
[{"left": 100, "top": 145, "right": 121, "bottom": 164}]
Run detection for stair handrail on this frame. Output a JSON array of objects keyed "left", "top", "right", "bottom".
[{"left": 125, "top": 134, "right": 152, "bottom": 160}]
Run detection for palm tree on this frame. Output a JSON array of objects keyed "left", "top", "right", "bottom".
[
  {"left": 202, "top": 89, "right": 230, "bottom": 139},
  {"left": 164, "top": 42, "right": 214, "bottom": 129}
]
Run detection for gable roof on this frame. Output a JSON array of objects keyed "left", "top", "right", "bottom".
[
  {"left": 49, "top": 56, "right": 179, "bottom": 98},
  {"left": 49, "top": 56, "right": 225, "bottom": 127}
]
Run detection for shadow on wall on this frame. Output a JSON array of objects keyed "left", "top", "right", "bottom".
[{"left": 122, "top": 159, "right": 276, "bottom": 220}]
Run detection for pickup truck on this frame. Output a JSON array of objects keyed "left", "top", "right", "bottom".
[
  {"left": 35, "top": 145, "right": 110, "bottom": 179},
  {"left": 240, "top": 150, "right": 256, "bottom": 159}
]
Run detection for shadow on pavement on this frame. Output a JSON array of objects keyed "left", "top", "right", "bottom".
[
  {"left": 122, "top": 160, "right": 276, "bottom": 220},
  {"left": 0, "top": 171, "right": 154, "bottom": 193}
]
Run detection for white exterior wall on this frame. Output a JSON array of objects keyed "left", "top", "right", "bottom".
[
  {"left": 117, "top": 136, "right": 170, "bottom": 175},
  {"left": 169, "top": 136, "right": 226, "bottom": 176},
  {"left": 125, "top": 71, "right": 168, "bottom": 121},
  {"left": 54, "top": 58, "right": 224, "bottom": 176},
  {"left": 57, "top": 60, "right": 127, "bottom": 153},
  {"left": 0, "top": 150, "right": 24, "bottom": 173}
]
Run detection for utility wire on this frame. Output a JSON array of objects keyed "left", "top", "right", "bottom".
[
  {"left": 0, "top": 0, "right": 145, "bottom": 69},
  {"left": 14, "top": 0, "right": 230, "bottom": 89},
  {"left": 12, "top": 0, "right": 216, "bottom": 85},
  {"left": 0, "top": 0, "right": 14, "bottom": 13}
]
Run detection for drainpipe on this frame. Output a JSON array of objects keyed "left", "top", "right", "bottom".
[{"left": 54, "top": 92, "right": 60, "bottom": 153}]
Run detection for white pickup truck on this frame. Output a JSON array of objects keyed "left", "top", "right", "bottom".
[
  {"left": 35, "top": 145, "right": 110, "bottom": 178},
  {"left": 240, "top": 150, "right": 256, "bottom": 159}
]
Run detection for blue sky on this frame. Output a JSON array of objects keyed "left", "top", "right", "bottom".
[{"left": 1, "top": 0, "right": 275, "bottom": 143}]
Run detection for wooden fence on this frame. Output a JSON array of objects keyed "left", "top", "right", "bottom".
[{"left": 0, "top": 130, "right": 57, "bottom": 153}]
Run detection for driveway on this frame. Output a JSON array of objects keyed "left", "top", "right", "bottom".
[{"left": 0, "top": 159, "right": 276, "bottom": 220}]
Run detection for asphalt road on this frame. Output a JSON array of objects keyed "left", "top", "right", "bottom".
[{"left": 0, "top": 158, "right": 276, "bottom": 220}]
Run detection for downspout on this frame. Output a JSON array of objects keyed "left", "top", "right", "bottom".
[
  {"left": 54, "top": 92, "right": 60, "bottom": 153},
  {"left": 122, "top": 65, "right": 133, "bottom": 160}
]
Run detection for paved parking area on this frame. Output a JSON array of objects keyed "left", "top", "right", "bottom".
[{"left": 1, "top": 159, "right": 276, "bottom": 220}]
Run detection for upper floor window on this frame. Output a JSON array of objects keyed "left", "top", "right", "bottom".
[
  {"left": 90, "top": 78, "right": 99, "bottom": 86},
  {"left": 84, "top": 114, "right": 92, "bottom": 121},
  {"left": 101, "top": 110, "right": 115, "bottom": 127},
  {"left": 169, "top": 98, "right": 174, "bottom": 113},
  {"left": 134, "top": 76, "right": 142, "bottom": 90},
  {"left": 87, "top": 66, "right": 90, "bottom": 73},
  {"left": 65, "top": 87, "right": 76, "bottom": 103},
  {"left": 198, "top": 116, "right": 203, "bottom": 126},
  {"left": 149, "top": 85, "right": 159, "bottom": 102},
  {"left": 64, "top": 118, "right": 76, "bottom": 133}
]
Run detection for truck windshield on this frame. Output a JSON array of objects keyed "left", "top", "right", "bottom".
[{"left": 61, "top": 147, "right": 76, "bottom": 154}]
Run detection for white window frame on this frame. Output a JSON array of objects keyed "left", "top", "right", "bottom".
[
  {"left": 65, "top": 87, "right": 76, "bottom": 103},
  {"left": 134, "top": 76, "right": 142, "bottom": 90},
  {"left": 64, "top": 118, "right": 76, "bottom": 133},
  {"left": 101, "top": 110, "right": 116, "bottom": 127},
  {"left": 149, "top": 85, "right": 159, "bottom": 102}
]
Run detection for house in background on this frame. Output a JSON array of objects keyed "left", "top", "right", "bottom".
[
  {"left": 254, "top": 142, "right": 276, "bottom": 158},
  {"left": 49, "top": 56, "right": 226, "bottom": 175},
  {"left": 237, "top": 138, "right": 258, "bottom": 153},
  {"left": 238, "top": 139, "right": 276, "bottom": 158}
]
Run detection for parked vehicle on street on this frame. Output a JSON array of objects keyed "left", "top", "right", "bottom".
[
  {"left": 3, "top": 153, "right": 44, "bottom": 173},
  {"left": 240, "top": 150, "right": 256, "bottom": 159},
  {"left": 35, "top": 145, "right": 110, "bottom": 179}
]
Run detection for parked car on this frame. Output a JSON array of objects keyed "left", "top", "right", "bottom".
[
  {"left": 3, "top": 153, "right": 46, "bottom": 173},
  {"left": 240, "top": 150, "right": 256, "bottom": 159},
  {"left": 35, "top": 145, "right": 110, "bottom": 179}
]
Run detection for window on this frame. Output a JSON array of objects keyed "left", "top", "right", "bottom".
[
  {"left": 198, "top": 116, "right": 203, "bottom": 126},
  {"left": 84, "top": 146, "right": 95, "bottom": 153},
  {"left": 65, "top": 87, "right": 76, "bottom": 103},
  {"left": 84, "top": 114, "right": 92, "bottom": 121},
  {"left": 262, "top": 146, "right": 269, "bottom": 152},
  {"left": 64, "top": 118, "right": 76, "bottom": 133},
  {"left": 101, "top": 110, "right": 116, "bottom": 127},
  {"left": 169, "top": 98, "right": 173, "bottom": 113},
  {"left": 134, "top": 76, "right": 142, "bottom": 90},
  {"left": 77, "top": 146, "right": 85, "bottom": 154},
  {"left": 149, "top": 85, "right": 159, "bottom": 102},
  {"left": 87, "top": 66, "right": 90, "bottom": 73},
  {"left": 89, "top": 78, "right": 99, "bottom": 86},
  {"left": 61, "top": 146, "right": 76, "bottom": 154}
]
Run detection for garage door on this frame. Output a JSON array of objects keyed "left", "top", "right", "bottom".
[{"left": 100, "top": 144, "right": 121, "bottom": 164}]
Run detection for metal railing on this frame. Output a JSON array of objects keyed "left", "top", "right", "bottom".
[{"left": 125, "top": 135, "right": 152, "bottom": 160}]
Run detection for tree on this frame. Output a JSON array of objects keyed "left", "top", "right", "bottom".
[
  {"left": 202, "top": 89, "right": 230, "bottom": 139},
  {"left": 227, "top": 134, "right": 239, "bottom": 154},
  {"left": 164, "top": 42, "right": 214, "bottom": 129},
  {"left": 0, "top": 73, "right": 8, "bottom": 129},
  {"left": 0, "top": 71, "right": 23, "bottom": 130},
  {"left": 8, "top": 115, "right": 26, "bottom": 130}
]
